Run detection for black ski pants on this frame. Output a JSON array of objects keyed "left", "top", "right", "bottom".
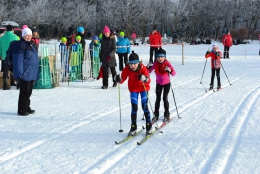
[
  {"left": 18, "top": 80, "right": 34, "bottom": 113},
  {"left": 102, "top": 66, "right": 116, "bottom": 87},
  {"left": 154, "top": 83, "right": 171, "bottom": 114},
  {"left": 210, "top": 68, "right": 221, "bottom": 87},
  {"left": 118, "top": 53, "right": 128, "bottom": 71},
  {"left": 223, "top": 46, "right": 230, "bottom": 58},
  {"left": 149, "top": 47, "right": 159, "bottom": 63}
]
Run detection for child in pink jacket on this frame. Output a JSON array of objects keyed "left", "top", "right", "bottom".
[{"left": 147, "top": 48, "right": 176, "bottom": 122}]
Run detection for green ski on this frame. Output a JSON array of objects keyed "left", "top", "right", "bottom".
[{"left": 115, "top": 129, "right": 143, "bottom": 145}]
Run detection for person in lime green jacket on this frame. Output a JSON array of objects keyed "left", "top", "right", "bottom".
[{"left": 0, "top": 25, "right": 19, "bottom": 90}]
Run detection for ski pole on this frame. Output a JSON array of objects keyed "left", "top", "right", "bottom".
[
  {"left": 200, "top": 58, "right": 207, "bottom": 84},
  {"left": 142, "top": 82, "right": 163, "bottom": 133},
  {"left": 169, "top": 82, "right": 181, "bottom": 119},
  {"left": 118, "top": 83, "right": 123, "bottom": 132},
  {"left": 220, "top": 62, "right": 232, "bottom": 86}
]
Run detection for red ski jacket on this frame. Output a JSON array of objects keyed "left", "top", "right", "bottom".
[
  {"left": 205, "top": 50, "right": 222, "bottom": 69},
  {"left": 222, "top": 34, "right": 233, "bottom": 47},
  {"left": 120, "top": 63, "right": 150, "bottom": 92},
  {"left": 149, "top": 31, "right": 162, "bottom": 48}
]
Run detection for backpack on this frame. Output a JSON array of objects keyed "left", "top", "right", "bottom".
[
  {"left": 5, "top": 40, "right": 26, "bottom": 69},
  {"left": 66, "top": 33, "right": 75, "bottom": 47}
]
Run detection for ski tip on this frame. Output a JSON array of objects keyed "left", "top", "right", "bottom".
[
  {"left": 142, "top": 126, "right": 145, "bottom": 129},
  {"left": 115, "top": 141, "right": 119, "bottom": 145},
  {"left": 137, "top": 142, "right": 141, "bottom": 145},
  {"left": 160, "top": 130, "right": 163, "bottom": 134}
]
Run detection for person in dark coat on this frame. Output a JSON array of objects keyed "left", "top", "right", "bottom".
[
  {"left": 76, "top": 26, "right": 86, "bottom": 54},
  {"left": 12, "top": 28, "right": 39, "bottom": 116},
  {"left": 99, "top": 26, "right": 117, "bottom": 89}
]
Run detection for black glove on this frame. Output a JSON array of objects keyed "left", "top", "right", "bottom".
[
  {"left": 206, "top": 51, "right": 210, "bottom": 54},
  {"left": 138, "top": 74, "right": 148, "bottom": 82},
  {"left": 114, "top": 74, "right": 121, "bottom": 83},
  {"left": 165, "top": 66, "right": 171, "bottom": 73},
  {"left": 146, "top": 63, "right": 153, "bottom": 70},
  {"left": 215, "top": 52, "right": 220, "bottom": 56}
]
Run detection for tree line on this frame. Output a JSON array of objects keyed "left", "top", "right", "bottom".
[{"left": 0, "top": 0, "right": 259, "bottom": 42}]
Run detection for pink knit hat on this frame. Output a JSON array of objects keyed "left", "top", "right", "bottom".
[
  {"left": 103, "top": 26, "right": 110, "bottom": 34},
  {"left": 22, "top": 25, "right": 28, "bottom": 29}
]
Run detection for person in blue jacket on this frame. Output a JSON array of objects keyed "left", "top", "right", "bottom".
[
  {"left": 12, "top": 28, "right": 39, "bottom": 116},
  {"left": 116, "top": 31, "right": 131, "bottom": 71}
]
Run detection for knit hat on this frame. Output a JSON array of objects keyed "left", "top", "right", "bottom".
[
  {"left": 153, "top": 25, "right": 157, "bottom": 30},
  {"left": 69, "top": 26, "right": 74, "bottom": 32},
  {"left": 77, "top": 26, "right": 84, "bottom": 33},
  {"left": 212, "top": 44, "right": 218, "bottom": 48},
  {"left": 22, "top": 25, "right": 28, "bottom": 29},
  {"left": 22, "top": 28, "right": 32, "bottom": 37},
  {"left": 119, "top": 31, "right": 125, "bottom": 37},
  {"left": 61, "top": 37, "right": 67, "bottom": 42},
  {"left": 6, "top": 25, "right": 13, "bottom": 31},
  {"left": 76, "top": 35, "right": 81, "bottom": 40},
  {"left": 103, "top": 26, "right": 110, "bottom": 34},
  {"left": 31, "top": 27, "right": 38, "bottom": 33},
  {"left": 92, "top": 35, "right": 99, "bottom": 40},
  {"left": 128, "top": 51, "right": 140, "bottom": 64},
  {"left": 156, "top": 48, "right": 166, "bottom": 58}
]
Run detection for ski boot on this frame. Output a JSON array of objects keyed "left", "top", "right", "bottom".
[
  {"left": 146, "top": 122, "right": 152, "bottom": 135},
  {"left": 152, "top": 111, "right": 159, "bottom": 122},
  {"left": 112, "top": 82, "right": 117, "bottom": 87},
  {"left": 128, "top": 124, "right": 137, "bottom": 136},
  {"left": 3, "top": 78, "right": 10, "bottom": 90},
  {"left": 217, "top": 85, "right": 221, "bottom": 90},
  {"left": 164, "top": 112, "right": 170, "bottom": 122},
  {"left": 101, "top": 86, "right": 108, "bottom": 89},
  {"left": 209, "top": 84, "right": 213, "bottom": 90}
]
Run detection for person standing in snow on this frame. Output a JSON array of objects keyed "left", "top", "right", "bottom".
[
  {"left": 89, "top": 36, "right": 101, "bottom": 79},
  {"left": 0, "top": 25, "right": 19, "bottom": 90},
  {"left": 222, "top": 29, "right": 232, "bottom": 59},
  {"left": 31, "top": 27, "right": 40, "bottom": 51},
  {"left": 149, "top": 25, "right": 162, "bottom": 63},
  {"left": 131, "top": 31, "right": 137, "bottom": 45},
  {"left": 147, "top": 48, "right": 176, "bottom": 122},
  {"left": 205, "top": 44, "right": 222, "bottom": 90},
  {"left": 76, "top": 27, "right": 86, "bottom": 79},
  {"left": 114, "top": 51, "right": 153, "bottom": 135},
  {"left": 99, "top": 26, "right": 117, "bottom": 89},
  {"left": 12, "top": 28, "right": 39, "bottom": 116},
  {"left": 116, "top": 31, "right": 131, "bottom": 71},
  {"left": 59, "top": 37, "right": 69, "bottom": 81}
]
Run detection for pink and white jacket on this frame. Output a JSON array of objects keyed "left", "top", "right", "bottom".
[{"left": 148, "top": 59, "right": 176, "bottom": 85}]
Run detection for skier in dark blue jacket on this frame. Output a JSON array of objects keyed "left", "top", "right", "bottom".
[{"left": 12, "top": 28, "right": 39, "bottom": 116}]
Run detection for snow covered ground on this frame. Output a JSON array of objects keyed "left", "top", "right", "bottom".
[{"left": 0, "top": 40, "right": 260, "bottom": 174}]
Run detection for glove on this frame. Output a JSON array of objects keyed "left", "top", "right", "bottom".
[
  {"left": 206, "top": 51, "right": 210, "bottom": 54},
  {"left": 215, "top": 52, "right": 220, "bottom": 56},
  {"left": 106, "top": 56, "right": 111, "bottom": 62},
  {"left": 114, "top": 74, "right": 121, "bottom": 83},
  {"left": 138, "top": 74, "right": 148, "bottom": 82},
  {"left": 146, "top": 63, "right": 153, "bottom": 70},
  {"left": 165, "top": 66, "right": 171, "bottom": 73}
]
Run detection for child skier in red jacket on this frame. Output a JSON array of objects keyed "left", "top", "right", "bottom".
[
  {"left": 205, "top": 44, "right": 223, "bottom": 90},
  {"left": 114, "top": 51, "right": 152, "bottom": 136}
]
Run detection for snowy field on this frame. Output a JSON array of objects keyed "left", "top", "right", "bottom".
[{"left": 0, "top": 40, "right": 260, "bottom": 174}]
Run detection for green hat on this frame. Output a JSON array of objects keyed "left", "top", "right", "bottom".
[
  {"left": 61, "top": 37, "right": 67, "bottom": 42},
  {"left": 119, "top": 31, "right": 125, "bottom": 37},
  {"left": 76, "top": 35, "right": 81, "bottom": 40}
]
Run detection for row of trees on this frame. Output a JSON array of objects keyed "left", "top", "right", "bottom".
[{"left": 0, "top": 0, "right": 259, "bottom": 42}]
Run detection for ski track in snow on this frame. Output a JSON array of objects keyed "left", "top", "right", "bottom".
[
  {"left": 0, "top": 100, "right": 132, "bottom": 164},
  {"left": 200, "top": 86, "right": 260, "bottom": 174},
  {"left": 83, "top": 66, "right": 260, "bottom": 173}
]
